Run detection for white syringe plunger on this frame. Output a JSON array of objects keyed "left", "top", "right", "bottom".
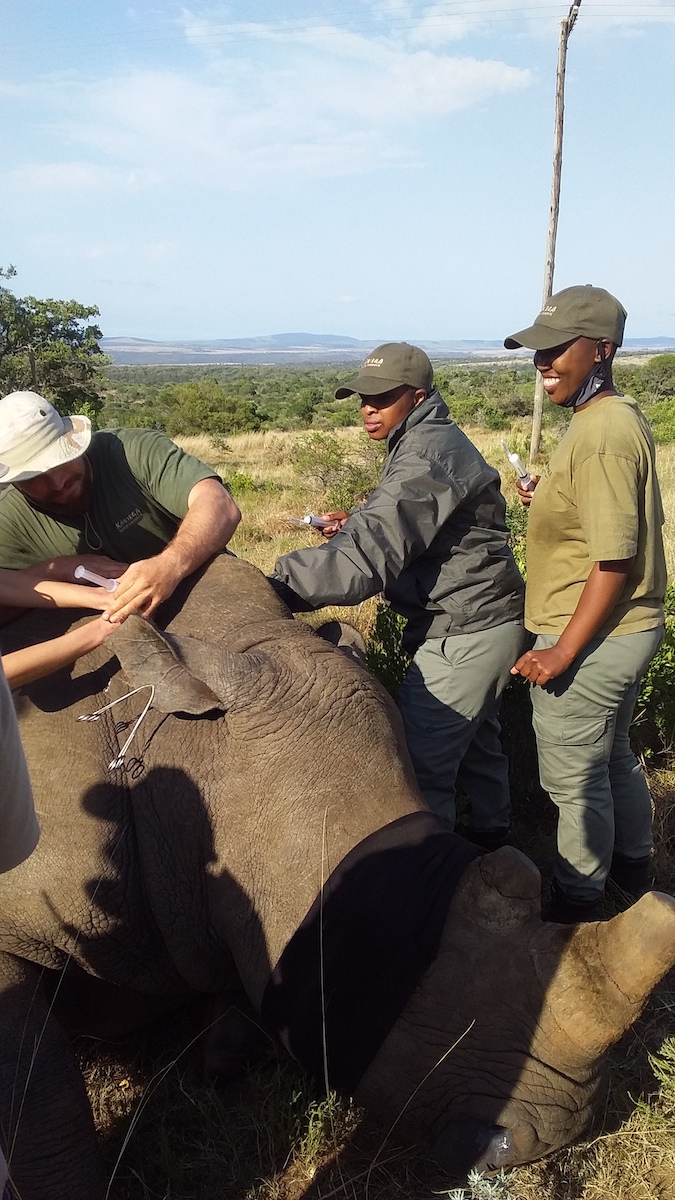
[
  {"left": 500, "top": 441, "right": 534, "bottom": 490},
  {"left": 74, "top": 565, "right": 119, "bottom": 592}
]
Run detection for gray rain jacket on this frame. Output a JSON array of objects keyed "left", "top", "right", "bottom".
[{"left": 272, "top": 391, "right": 524, "bottom": 651}]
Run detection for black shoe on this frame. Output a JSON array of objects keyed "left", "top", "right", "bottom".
[
  {"left": 463, "top": 827, "right": 511, "bottom": 852},
  {"left": 545, "top": 881, "right": 603, "bottom": 924},
  {"left": 609, "top": 851, "right": 655, "bottom": 899}
]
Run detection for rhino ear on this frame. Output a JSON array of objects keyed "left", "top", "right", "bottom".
[
  {"left": 109, "top": 616, "right": 236, "bottom": 715},
  {"left": 314, "top": 620, "right": 367, "bottom": 667}
]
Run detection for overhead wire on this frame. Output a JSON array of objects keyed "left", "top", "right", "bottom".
[{"left": 0, "top": 2, "right": 674, "bottom": 60}]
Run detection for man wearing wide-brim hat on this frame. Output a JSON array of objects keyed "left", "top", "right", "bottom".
[
  {"left": 0, "top": 391, "right": 241, "bottom": 623},
  {"left": 271, "top": 342, "right": 527, "bottom": 848}
]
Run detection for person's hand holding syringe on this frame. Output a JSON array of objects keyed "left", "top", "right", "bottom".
[
  {"left": 500, "top": 441, "right": 539, "bottom": 507},
  {"left": 288, "top": 512, "right": 349, "bottom": 539}
]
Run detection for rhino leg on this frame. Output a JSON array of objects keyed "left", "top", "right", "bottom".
[
  {"left": 0, "top": 950, "right": 106, "bottom": 1200},
  {"left": 357, "top": 847, "right": 675, "bottom": 1174}
]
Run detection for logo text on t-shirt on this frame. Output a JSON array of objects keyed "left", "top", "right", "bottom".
[{"left": 115, "top": 507, "right": 143, "bottom": 533}]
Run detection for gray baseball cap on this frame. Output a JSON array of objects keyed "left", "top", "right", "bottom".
[
  {"left": 334, "top": 342, "right": 433, "bottom": 399},
  {"left": 505, "top": 285, "right": 627, "bottom": 351}
]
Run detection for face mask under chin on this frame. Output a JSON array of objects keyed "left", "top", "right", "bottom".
[{"left": 560, "top": 349, "right": 610, "bottom": 411}]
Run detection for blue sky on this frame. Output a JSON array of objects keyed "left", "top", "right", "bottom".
[{"left": 1, "top": 1, "right": 674, "bottom": 341}]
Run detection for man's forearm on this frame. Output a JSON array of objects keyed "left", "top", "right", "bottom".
[{"left": 159, "top": 481, "right": 241, "bottom": 582}]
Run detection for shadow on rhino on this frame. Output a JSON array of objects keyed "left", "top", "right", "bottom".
[{"left": 0, "top": 554, "right": 674, "bottom": 1199}]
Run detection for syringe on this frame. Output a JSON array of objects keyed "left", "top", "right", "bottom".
[
  {"left": 288, "top": 514, "right": 336, "bottom": 529},
  {"left": 500, "top": 441, "right": 535, "bottom": 491},
  {"left": 74, "top": 565, "right": 119, "bottom": 592}
]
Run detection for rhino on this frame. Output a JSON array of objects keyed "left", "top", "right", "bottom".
[{"left": 0, "top": 554, "right": 673, "bottom": 1199}]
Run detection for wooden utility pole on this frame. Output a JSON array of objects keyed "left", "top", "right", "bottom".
[{"left": 529, "top": 0, "right": 582, "bottom": 464}]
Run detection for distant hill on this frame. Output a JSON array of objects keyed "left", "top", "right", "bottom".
[{"left": 101, "top": 333, "right": 675, "bottom": 367}]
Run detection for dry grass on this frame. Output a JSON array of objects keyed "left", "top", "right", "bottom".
[{"left": 79, "top": 424, "right": 675, "bottom": 1199}]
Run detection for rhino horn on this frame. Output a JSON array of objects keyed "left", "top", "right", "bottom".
[
  {"left": 539, "top": 891, "right": 675, "bottom": 1065},
  {"left": 109, "top": 616, "right": 257, "bottom": 715}
]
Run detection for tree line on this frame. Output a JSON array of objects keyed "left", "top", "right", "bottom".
[{"left": 3, "top": 269, "right": 675, "bottom": 441}]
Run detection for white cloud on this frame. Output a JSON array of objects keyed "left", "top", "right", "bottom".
[
  {"left": 5, "top": 28, "right": 528, "bottom": 189},
  {"left": 3, "top": 16, "right": 532, "bottom": 193}
]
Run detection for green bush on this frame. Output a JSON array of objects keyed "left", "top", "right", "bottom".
[
  {"left": 633, "top": 587, "right": 675, "bottom": 758},
  {"left": 505, "top": 499, "right": 528, "bottom": 578},
  {"left": 291, "top": 431, "right": 384, "bottom": 509},
  {"left": 644, "top": 398, "right": 675, "bottom": 444},
  {"left": 157, "top": 377, "right": 263, "bottom": 438},
  {"left": 366, "top": 603, "right": 410, "bottom": 698},
  {"left": 226, "top": 470, "right": 280, "bottom": 497}
]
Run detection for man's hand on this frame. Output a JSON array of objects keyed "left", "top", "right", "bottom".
[
  {"left": 510, "top": 643, "right": 574, "bottom": 687},
  {"left": 104, "top": 477, "right": 240, "bottom": 622},
  {"left": 103, "top": 554, "right": 178, "bottom": 622},
  {"left": 319, "top": 510, "right": 349, "bottom": 539},
  {"left": 516, "top": 476, "right": 540, "bottom": 507}
]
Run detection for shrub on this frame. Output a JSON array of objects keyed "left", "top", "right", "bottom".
[
  {"left": 291, "top": 431, "right": 384, "bottom": 509},
  {"left": 644, "top": 398, "right": 675, "bottom": 444},
  {"left": 633, "top": 590, "right": 675, "bottom": 758},
  {"left": 160, "top": 378, "right": 262, "bottom": 438},
  {"left": 447, "top": 1169, "right": 517, "bottom": 1200},
  {"left": 366, "top": 603, "right": 410, "bottom": 698},
  {"left": 290, "top": 432, "right": 346, "bottom": 489},
  {"left": 505, "top": 500, "right": 528, "bottom": 578},
  {"left": 225, "top": 470, "right": 280, "bottom": 497}
]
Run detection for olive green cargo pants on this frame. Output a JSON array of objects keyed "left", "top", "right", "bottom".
[
  {"left": 530, "top": 626, "right": 664, "bottom": 903},
  {"left": 398, "top": 620, "right": 527, "bottom": 833}
]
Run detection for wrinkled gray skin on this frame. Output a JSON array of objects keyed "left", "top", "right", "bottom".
[{"left": 0, "top": 555, "right": 674, "bottom": 1199}]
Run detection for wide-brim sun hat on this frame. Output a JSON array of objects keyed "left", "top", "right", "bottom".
[
  {"left": 504, "top": 285, "right": 627, "bottom": 351},
  {"left": 0, "top": 391, "right": 91, "bottom": 484},
  {"left": 335, "top": 342, "right": 434, "bottom": 399}
]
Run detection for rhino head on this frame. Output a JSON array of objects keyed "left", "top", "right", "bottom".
[
  {"left": 356, "top": 846, "right": 675, "bottom": 1174},
  {"left": 107, "top": 612, "right": 675, "bottom": 1175}
]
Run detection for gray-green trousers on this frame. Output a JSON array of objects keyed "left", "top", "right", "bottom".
[
  {"left": 530, "top": 626, "right": 664, "bottom": 903},
  {"left": 398, "top": 621, "right": 527, "bottom": 832}
]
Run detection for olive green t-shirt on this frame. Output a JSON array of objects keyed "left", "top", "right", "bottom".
[
  {"left": 0, "top": 428, "right": 219, "bottom": 569},
  {"left": 525, "top": 394, "right": 666, "bottom": 637}
]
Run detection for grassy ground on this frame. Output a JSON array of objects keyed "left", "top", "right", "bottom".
[{"left": 82, "top": 423, "right": 675, "bottom": 1200}]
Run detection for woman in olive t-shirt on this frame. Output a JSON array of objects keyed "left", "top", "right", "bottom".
[{"left": 505, "top": 286, "right": 666, "bottom": 923}]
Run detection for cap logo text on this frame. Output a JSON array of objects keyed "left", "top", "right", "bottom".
[
  {"left": 364, "top": 357, "right": 384, "bottom": 368},
  {"left": 541, "top": 305, "right": 557, "bottom": 315}
]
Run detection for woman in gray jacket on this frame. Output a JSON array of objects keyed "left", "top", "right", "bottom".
[{"left": 271, "top": 343, "right": 526, "bottom": 849}]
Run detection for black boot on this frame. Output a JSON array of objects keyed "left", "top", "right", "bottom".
[
  {"left": 463, "top": 827, "right": 511, "bottom": 852},
  {"left": 545, "top": 880, "right": 603, "bottom": 924},
  {"left": 609, "top": 851, "right": 655, "bottom": 900}
]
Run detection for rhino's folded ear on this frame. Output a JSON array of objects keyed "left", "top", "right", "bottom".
[{"left": 108, "top": 616, "right": 251, "bottom": 715}]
